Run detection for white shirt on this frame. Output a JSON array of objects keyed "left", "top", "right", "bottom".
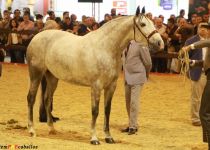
[{"left": 200, "top": 37, "right": 207, "bottom": 60}]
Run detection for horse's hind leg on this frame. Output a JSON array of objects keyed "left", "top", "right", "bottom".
[
  {"left": 27, "top": 67, "right": 43, "bottom": 137},
  {"left": 90, "top": 86, "right": 101, "bottom": 145},
  {"left": 104, "top": 81, "right": 117, "bottom": 144},
  {"left": 43, "top": 71, "right": 58, "bottom": 134}
]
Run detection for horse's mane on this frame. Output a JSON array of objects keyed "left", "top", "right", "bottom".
[
  {"left": 99, "top": 15, "right": 133, "bottom": 29},
  {"left": 99, "top": 14, "right": 150, "bottom": 30}
]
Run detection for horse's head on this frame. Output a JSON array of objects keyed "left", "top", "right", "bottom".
[{"left": 133, "top": 6, "right": 164, "bottom": 51}]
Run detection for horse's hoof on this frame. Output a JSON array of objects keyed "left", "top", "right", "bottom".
[
  {"left": 90, "top": 140, "right": 100, "bottom": 145},
  {"left": 49, "top": 130, "right": 57, "bottom": 135},
  {"left": 29, "top": 132, "right": 36, "bottom": 137},
  {"left": 105, "top": 137, "right": 115, "bottom": 144}
]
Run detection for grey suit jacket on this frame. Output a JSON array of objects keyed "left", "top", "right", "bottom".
[
  {"left": 122, "top": 40, "right": 152, "bottom": 85},
  {"left": 192, "top": 40, "right": 210, "bottom": 71}
]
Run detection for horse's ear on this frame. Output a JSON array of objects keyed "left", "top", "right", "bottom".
[
  {"left": 136, "top": 6, "right": 140, "bottom": 16},
  {"left": 141, "top": 6, "right": 145, "bottom": 14}
]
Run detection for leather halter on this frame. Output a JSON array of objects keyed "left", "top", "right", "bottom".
[{"left": 133, "top": 16, "right": 158, "bottom": 44}]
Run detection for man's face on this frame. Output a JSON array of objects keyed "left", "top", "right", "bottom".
[
  {"left": 23, "top": 15, "right": 29, "bottom": 22},
  {"left": 111, "top": 9, "right": 116, "bottom": 15},
  {"left": 203, "top": 14, "right": 209, "bottom": 22},
  {"left": 14, "top": 10, "right": 21, "bottom": 17},
  {"left": 178, "top": 19, "right": 186, "bottom": 27},
  {"left": 198, "top": 26, "right": 208, "bottom": 38},
  {"left": 155, "top": 19, "right": 163, "bottom": 28},
  {"left": 63, "top": 13, "right": 69, "bottom": 19},
  {"left": 3, "top": 12, "right": 9, "bottom": 19}
]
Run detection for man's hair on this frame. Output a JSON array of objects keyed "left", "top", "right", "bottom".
[
  {"left": 199, "top": 22, "right": 210, "bottom": 29},
  {"left": 63, "top": 11, "right": 69, "bottom": 16},
  {"left": 48, "top": 10, "right": 54, "bottom": 16},
  {"left": 168, "top": 18, "right": 175, "bottom": 24}
]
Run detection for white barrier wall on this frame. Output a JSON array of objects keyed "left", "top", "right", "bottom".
[{"left": 11, "top": 0, "right": 28, "bottom": 12}]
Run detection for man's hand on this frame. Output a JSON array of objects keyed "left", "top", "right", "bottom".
[
  {"left": 179, "top": 45, "right": 191, "bottom": 56},
  {"left": 189, "top": 59, "right": 196, "bottom": 67},
  {"left": 182, "top": 45, "right": 191, "bottom": 52}
]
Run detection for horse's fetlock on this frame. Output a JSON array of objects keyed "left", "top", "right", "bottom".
[{"left": 92, "top": 108, "right": 99, "bottom": 116}]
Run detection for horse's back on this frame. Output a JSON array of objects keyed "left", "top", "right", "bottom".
[{"left": 26, "top": 30, "right": 77, "bottom": 66}]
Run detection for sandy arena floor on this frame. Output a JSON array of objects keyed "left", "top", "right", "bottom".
[{"left": 0, "top": 63, "right": 208, "bottom": 150}]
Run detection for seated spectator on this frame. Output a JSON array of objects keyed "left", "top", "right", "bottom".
[
  {"left": 196, "top": 15, "right": 203, "bottom": 25},
  {"left": 17, "top": 11, "right": 34, "bottom": 61},
  {"left": 35, "top": 14, "right": 43, "bottom": 21},
  {"left": 0, "top": 10, "right": 11, "bottom": 45},
  {"left": 78, "top": 17, "right": 92, "bottom": 36},
  {"left": 34, "top": 19, "right": 44, "bottom": 32},
  {"left": 166, "top": 18, "right": 179, "bottom": 72},
  {"left": 23, "top": 7, "right": 34, "bottom": 22},
  {"left": 166, "top": 18, "right": 179, "bottom": 52},
  {"left": 1, "top": 10, "right": 11, "bottom": 29},
  {"left": 13, "top": 9, "right": 23, "bottom": 24},
  {"left": 146, "top": 12, "right": 153, "bottom": 22},
  {"left": 7, "top": 19, "right": 25, "bottom": 63},
  {"left": 61, "top": 17, "right": 72, "bottom": 31},
  {"left": 62, "top": 11, "right": 69, "bottom": 20},
  {"left": 170, "top": 14, "right": 176, "bottom": 20},
  {"left": 47, "top": 10, "right": 56, "bottom": 21},
  {"left": 17, "top": 12, "right": 35, "bottom": 47},
  {"left": 151, "top": 17, "right": 168, "bottom": 73},
  {"left": 55, "top": 17, "right": 62, "bottom": 28},
  {"left": 202, "top": 13, "right": 209, "bottom": 23},
  {"left": 70, "top": 14, "right": 77, "bottom": 25},
  {"left": 92, "top": 22, "right": 100, "bottom": 30},
  {"left": 99, "top": 13, "right": 111, "bottom": 26},
  {"left": 111, "top": 8, "right": 117, "bottom": 19},
  {"left": 69, "top": 23, "right": 80, "bottom": 35},
  {"left": 176, "top": 9, "right": 186, "bottom": 21}
]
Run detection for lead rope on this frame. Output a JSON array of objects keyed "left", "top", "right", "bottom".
[{"left": 178, "top": 48, "right": 191, "bottom": 82}]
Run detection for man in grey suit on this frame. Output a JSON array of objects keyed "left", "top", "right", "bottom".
[
  {"left": 121, "top": 40, "right": 152, "bottom": 135},
  {"left": 182, "top": 29, "right": 210, "bottom": 149}
]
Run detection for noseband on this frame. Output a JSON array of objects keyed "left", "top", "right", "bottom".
[{"left": 133, "top": 16, "right": 158, "bottom": 44}]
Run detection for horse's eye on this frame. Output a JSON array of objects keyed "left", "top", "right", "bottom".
[{"left": 140, "top": 23, "right": 146, "bottom": 27}]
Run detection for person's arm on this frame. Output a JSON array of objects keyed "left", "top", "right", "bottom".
[
  {"left": 139, "top": 45, "right": 152, "bottom": 78},
  {"left": 190, "top": 60, "right": 204, "bottom": 68},
  {"left": 183, "top": 40, "right": 210, "bottom": 51},
  {"left": 191, "top": 40, "right": 210, "bottom": 49}
]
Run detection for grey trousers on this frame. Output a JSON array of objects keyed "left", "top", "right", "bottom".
[
  {"left": 191, "top": 73, "right": 206, "bottom": 123},
  {"left": 124, "top": 82, "right": 143, "bottom": 129}
]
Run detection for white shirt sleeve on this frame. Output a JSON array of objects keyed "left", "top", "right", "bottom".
[{"left": 190, "top": 44, "right": 195, "bottom": 49}]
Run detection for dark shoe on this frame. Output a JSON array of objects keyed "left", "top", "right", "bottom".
[
  {"left": 52, "top": 116, "right": 60, "bottom": 122},
  {"left": 192, "top": 122, "right": 201, "bottom": 126},
  {"left": 39, "top": 116, "right": 60, "bottom": 122},
  {"left": 121, "top": 127, "right": 129, "bottom": 132},
  {"left": 128, "top": 128, "right": 138, "bottom": 135}
]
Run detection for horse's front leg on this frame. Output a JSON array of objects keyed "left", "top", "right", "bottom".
[
  {"left": 104, "top": 81, "right": 117, "bottom": 144},
  {"left": 90, "top": 87, "right": 101, "bottom": 145}
]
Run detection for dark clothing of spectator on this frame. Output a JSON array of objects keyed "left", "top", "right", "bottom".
[{"left": 78, "top": 24, "right": 89, "bottom": 36}]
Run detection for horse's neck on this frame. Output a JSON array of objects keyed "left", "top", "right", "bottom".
[{"left": 92, "top": 16, "right": 135, "bottom": 53}]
